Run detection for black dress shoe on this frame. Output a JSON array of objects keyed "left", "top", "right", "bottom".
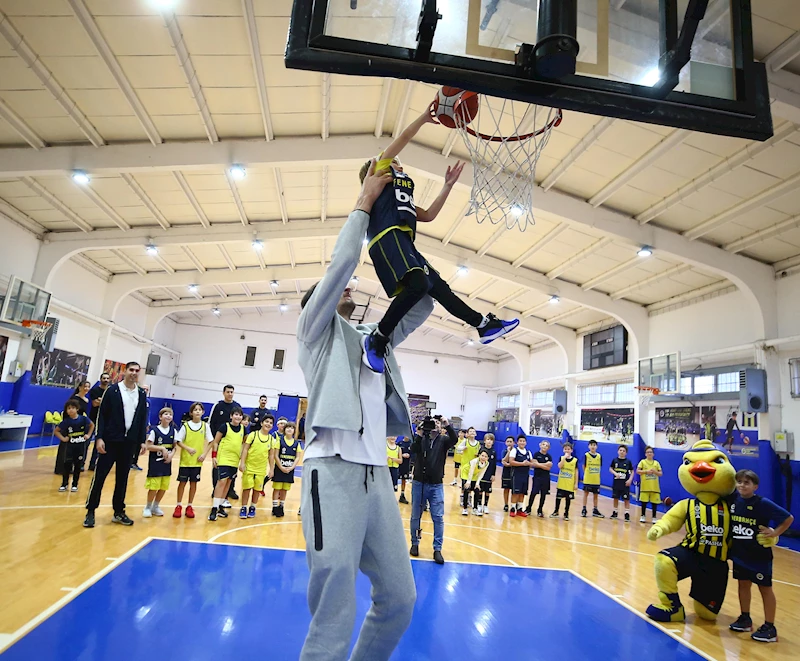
[
  {"left": 409, "top": 544, "right": 419, "bottom": 557},
  {"left": 433, "top": 550, "right": 444, "bottom": 565},
  {"left": 83, "top": 510, "right": 95, "bottom": 528}
]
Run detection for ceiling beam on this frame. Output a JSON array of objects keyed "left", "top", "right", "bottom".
[
  {"left": 494, "top": 287, "right": 527, "bottom": 309},
  {"left": 468, "top": 278, "right": 496, "bottom": 300},
  {"left": 546, "top": 306, "right": 583, "bottom": 325},
  {"left": 724, "top": 213, "right": 800, "bottom": 254},
  {"left": 213, "top": 285, "right": 228, "bottom": 299},
  {"left": 181, "top": 245, "right": 206, "bottom": 273},
  {"left": 161, "top": 287, "right": 180, "bottom": 301},
  {"left": 393, "top": 81, "right": 415, "bottom": 138},
  {"left": 152, "top": 253, "right": 175, "bottom": 274},
  {"left": 635, "top": 122, "right": 799, "bottom": 225},
  {"left": 546, "top": 237, "right": 613, "bottom": 279},
  {"left": 161, "top": 11, "right": 218, "bottom": 143},
  {"left": 581, "top": 256, "right": 640, "bottom": 291},
  {"left": 218, "top": 245, "right": 237, "bottom": 271},
  {"left": 646, "top": 281, "right": 733, "bottom": 313},
  {"left": 225, "top": 170, "right": 249, "bottom": 226},
  {"left": 72, "top": 254, "right": 112, "bottom": 282},
  {"left": 274, "top": 169, "right": 289, "bottom": 224},
  {"left": 0, "top": 198, "right": 47, "bottom": 236},
  {"left": 321, "top": 166, "right": 328, "bottom": 223},
  {"left": 321, "top": 73, "right": 331, "bottom": 141},
  {"left": 0, "top": 10, "right": 105, "bottom": 147},
  {"left": 241, "top": 283, "right": 252, "bottom": 297},
  {"left": 683, "top": 170, "right": 800, "bottom": 241},
  {"left": 67, "top": 0, "right": 162, "bottom": 146},
  {"left": 21, "top": 177, "right": 93, "bottom": 232},
  {"left": 442, "top": 203, "right": 471, "bottom": 245},
  {"left": 477, "top": 224, "right": 508, "bottom": 257},
  {"left": 120, "top": 174, "right": 170, "bottom": 229},
  {"left": 609, "top": 263, "right": 692, "bottom": 300},
  {"left": 375, "top": 79, "right": 393, "bottom": 138},
  {"left": 242, "top": 0, "right": 273, "bottom": 140},
  {"left": 541, "top": 117, "right": 614, "bottom": 191},
  {"left": 0, "top": 97, "right": 45, "bottom": 149},
  {"left": 173, "top": 172, "right": 211, "bottom": 228},
  {"left": 287, "top": 241, "right": 296, "bottom": 268},
  {"left": 112, "top": 249, "right": 147, "bottom": 276},
  {"left": 511, "top": 224, "right": 568, "bottom": 268},
  {"left": 152, "top": 293, "right": 305, "bottom": 310},
  {"left": 75, "top": 181, "right": 131, "bottom": 231},
  {"left": 588, "top": 129, "right": 689, "bottom": 207},
  {"left": 765, "top": 33, "right": 800, "bottom": 73}
]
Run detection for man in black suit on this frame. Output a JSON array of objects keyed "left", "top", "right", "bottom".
[{"left": 83, "top": 362, "right": 149, "bottom": 528}]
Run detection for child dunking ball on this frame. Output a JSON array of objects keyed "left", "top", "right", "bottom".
[{"left": 143, "top": 407, "right": 176, "bottom": 518}]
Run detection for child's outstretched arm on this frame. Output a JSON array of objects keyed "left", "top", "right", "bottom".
[
  {"left": 380, "top": 110, "right": 435, "bottom": 165},
  {"left": 417, "top": 161, "right": 465, "bottom": 223}
]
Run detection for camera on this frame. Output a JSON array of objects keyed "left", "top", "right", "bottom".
[{"left": 420, "top": 416, "right": 436, "bottom": 432}]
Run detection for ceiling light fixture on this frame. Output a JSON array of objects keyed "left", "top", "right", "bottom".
[
  {"left": 279, "top": 302, "right": 288, "bottom": 313},
  {"left": 510, "top": 204, "right": 525, "bottom": 218},
  {"left": 251, "top": 238, "right": 263, "bottom": 251},
  {"left": 640, "top": 68, "right": 661, "bottom": 87},
  {"left": 467, "top": 339, "right": 474, "bottom": 346},
  {"left": 549, "top": 294, "right": 560, "bottom": 304},
  {"left": 351, "top": 276, "right": 359, "bottom": 284},
  {"left": 188, "top": 284, "right": 198, "bottom": 293},
  {"left": 269, "top": 280, "right": 279, "bottom": 288},
  {"left": 212, "top": 307, "right": 221, "bottom": 316},
  {"left": 151, "top": 0, "right": 179, "bottom": 11},
  {"left": 457, "top": 265, "right": 469, "bottom": 277},
  {"left": 637, "top": 246, "right": 653, "bottom": 257},
  {"left": 72, "top": 170, "right": 90, "bottom": 185},
  {"left": 229, "top": 164, "right": 247, "bottom": 181},
  {"left": 145, "top": 243, "right": 158, "bottom": 256}
]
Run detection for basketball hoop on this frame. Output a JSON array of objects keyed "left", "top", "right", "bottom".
[
  {"left": 635, "top": 385, "right": 660, "bottom": 407},
  {"left": 22, "top": 319, "right": 52, "bottom": 347},
  {"left": 439, "top": 94, "right": 562, "bottom": 231}
]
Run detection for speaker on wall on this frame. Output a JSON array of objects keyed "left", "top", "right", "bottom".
[
  {"left": 145, "top": 352, "right": 161, "bottom": 376},
  {"left": 553, "top": 389, "right": 567, "bottom": 415},
  {"left": 739, "top": 368, "right": 768, "bottom": 413}
]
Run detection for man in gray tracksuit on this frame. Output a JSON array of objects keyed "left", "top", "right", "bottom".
[{"left": 297, "top": 160, "right": 432, "bottom": 661}]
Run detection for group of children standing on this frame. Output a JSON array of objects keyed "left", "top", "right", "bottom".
[
  {"left": 67, "top": 401, "right": 305, "bottom": 523},
  {"left": 490, "top": 436, "right": 664, "bottom": 522}
]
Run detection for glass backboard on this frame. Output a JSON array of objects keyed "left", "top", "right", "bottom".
[
  {"left": 0, "top": 276, "right": 51, "bottom": 325},
  {"left": 638, "top": 351, "right": 681, "bottom": 395}
]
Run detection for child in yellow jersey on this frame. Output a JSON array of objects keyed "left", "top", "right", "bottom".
[
  {"left": 270, "top": 421, "right": 303, "bottom": 518},
  {"left": 173, "top": 402, "right": 213, "bottom": 519},
  {"left": 580, "top": 440, "right": 605, "bottom": 519},
  {"left": 551, "top": 442, "right": 578, "bottom": 521},
  {"left": 450, "top": 429, "right": 465, "bottom": 486},
  {"left": 458, "top": 427, "right": 482, "bottom": 512},
  {"left": 239, "top": 414, "right": 275, "bottom": 519},
  {"left": 637, "top": 445, "right": 663, "bottom": 523},
  {"left": 209, "top": 406, "right": 244, "bottom": 522},
  {"left": 387, "top": 436, "right": 402, "bottom": 493}
]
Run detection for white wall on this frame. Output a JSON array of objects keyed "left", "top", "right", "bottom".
[
  {"left": 777, "top": 276, "right": 800, "bottom": 338},
  {"left": 49, "top": 260, "right": 108, "bottom": 317},
  {"left": 0, "top": 217, "right": 39, "bottom": 283}
]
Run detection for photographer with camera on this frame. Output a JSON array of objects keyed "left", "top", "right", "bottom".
[{"left": 409, "top": 414, "right": 458, "bottom": 564}]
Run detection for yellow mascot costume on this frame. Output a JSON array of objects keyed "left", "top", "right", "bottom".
[{"left": 645, "top": 439, "right": 777, "bottom": 622}]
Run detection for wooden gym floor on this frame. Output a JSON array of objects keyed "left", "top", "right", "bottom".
[{"left": 1, "top": 444, "right": 798, "bottom": 660}]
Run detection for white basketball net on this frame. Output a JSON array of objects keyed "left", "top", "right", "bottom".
[
  {"left": 636, "top": 387, "right": 659, "bottom": 407},
  {"left": 452, "top": 96, "right": 561, "bottom": 231},
  {"left": 23, "top": 321, "right": 51, "bottom": 346}
]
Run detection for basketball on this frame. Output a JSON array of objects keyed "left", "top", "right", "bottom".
[
  {"left": 663, "top": 496, "right": 673, "bottom": 507},
  {"left": 432, "top": 86, "right": 479, "bottom": 129}
]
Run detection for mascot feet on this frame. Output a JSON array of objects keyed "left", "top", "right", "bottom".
[{"left": 646, "top": 592, "right": 686, "bottom": 622}]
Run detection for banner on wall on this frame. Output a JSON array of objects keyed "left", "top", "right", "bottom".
[
  {"left": 31, "top": 348, "right": 90, "bottom": 387},
  {"left": 495, "top": 407, "right": 519, "bottom": 424},
  {"left": 530, "top": 409, "right": 563, "bottom": 438},
  {"left": 579, "top": 408, "right": 634, "bottom": 445},
  {"left": 103, "top": 359, "right": 128, "bottom": 384},
  {"left": 407, "top": 393, "right": 430, "bottom": 427},
  {"left": 0, "top": 335, "right": 7, "bottom": 375},
  {"left": 654, "top": 405, "right": 759, "bottom": 457}
]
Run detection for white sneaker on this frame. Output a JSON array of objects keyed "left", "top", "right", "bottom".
[
  {"left": 153, "top": 505, "right": 164, "bottom": 517},
  {"left": 450, "top": 480, "right": 458, "bottom": 486},
  {"left": 483, "top": 505, "right": 489, "bottom": 514},
  {"left": 640, "top": 515, "right": 646, "bottom": 523},
  {"left": 58, "top": 485, "right": 67, "bottom": 492},
  {"left": 71, "top": 486, "right": 78, "bottom": 492},
  {"left": 472, "top": 507, "right": 479, "bottom": 515},
  {"left": 221, "top": 499, "right": 232, "bottom": 508},
  {"left": 462, "top": 508, "right": 469, "bottom": 516},
  {"left": 477, "top": 506, "right": 484, "bottom": 517},
  {"left": 142, "top": 506, "right": 152, "bottom": 518}
]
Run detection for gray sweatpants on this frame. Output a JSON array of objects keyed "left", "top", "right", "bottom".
[{"left": 300, "top": 456, "right": 416, "bottom": 661}]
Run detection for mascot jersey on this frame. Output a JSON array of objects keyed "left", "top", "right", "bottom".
[{"left": 679, "top": 497, "right": 733, "bottom": 561}]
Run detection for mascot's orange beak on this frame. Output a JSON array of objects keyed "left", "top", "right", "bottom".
[{"left": 689, "top": 461, "right": 716, "bottom": 483}]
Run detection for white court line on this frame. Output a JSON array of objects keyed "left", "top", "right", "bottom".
[
  {"left": 59, "top": 587, "right": 75, "bottom": 592},
  {"left": 0, "top": 536, "right": 154, "bottom": 655},
  {"left": 0, "top": 634, "right": 12, "bottom": 649},
  {"left": 105, "top": 557, "right": 118, "bottom": 561},
  {"left": 569, "top": 570, "right": 717, "bottom": 661}
]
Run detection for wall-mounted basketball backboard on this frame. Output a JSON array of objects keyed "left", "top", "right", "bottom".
[
  {"left": 286, "top": 0, "right": 772, "bottom": 140},
  {"left": 0, "top": 276, "right": 51, "bottom": 327}
]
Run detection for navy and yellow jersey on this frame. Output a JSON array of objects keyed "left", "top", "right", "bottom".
[
  {"left": 274, "top": 437, "right": 302, "bottom": 483},
  {"left": 367, "top": 161, "right": 417, "bottom": 248},
  {"left": 730, "top": 494, "right": 791, "bottom": 570},
  {"left": 217, "top": 423, "right": 245, "bottom": 468},
  {"left": 610, "top": 457, "right": 633, "bottom": 487},
  {"left": 148, "top": 425, "right": 175, "bottom": 478},
  {"left": 680, "top": 497, "right": 733, "bottom": 561},
  {"left": 556, "top": 456, "right": 578, "bottom": 492},
  {"left": 583, "top": 452, "right": 602, "bottom": 485},
  {"left": 58, "top": 415, "right": 90, "bottom": 443}
]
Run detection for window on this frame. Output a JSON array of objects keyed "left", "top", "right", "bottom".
[
  {"left": 578, "top": 380, "right": 634, "bottom": 406},
  {"left": 497, "top": 393, "right": 520, "bottom": 408},
  {"left": 244, "top": 346, "right": 257, "bottom": 367},
  {"left": 529, "top": 389, "right": 554, "bottom": 408},
  {"left": 716, "top": 372, "right": 739, "bottom": 392},
  {"left": 272, "top": 349, "right": 286, "bottom": 371},
  {"left": 680, "top": 376, "right": 692, "bottom": 394},
  {"left": 693, "top": 374, "right": 715, "bottom": 394}
]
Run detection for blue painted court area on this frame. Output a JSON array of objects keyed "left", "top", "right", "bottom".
[{"left": 1, "top": 539, "right": 706, "bottom": 661}]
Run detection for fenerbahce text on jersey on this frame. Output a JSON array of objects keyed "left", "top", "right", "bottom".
[{"left": 367, "top": 168, "right": 417, "bottom": 243}]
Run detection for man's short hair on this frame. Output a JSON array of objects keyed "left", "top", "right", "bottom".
[
  {"left": 223, "top": 385, "right": 235, "bottom": 392},
  {"left": 125, "top": 361, "right": 140, "bottom": 370},
  {"left": 735, "top": 469, "right": 759, "bottom": 485},
  {"left": 588, "top": 439, "right": 598, "bottom": 445},
  {"left": 260, "top": 394, "right": 267, "bottom": 400},
  {"left": 618, "top": 444, "right": 628, "bottom": 451},
  {"left": 101, "top": 372, "right": 110, "bottom": 378},
  {"left": 301, "top": 283, "right": 318, "bottom": 309}
]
